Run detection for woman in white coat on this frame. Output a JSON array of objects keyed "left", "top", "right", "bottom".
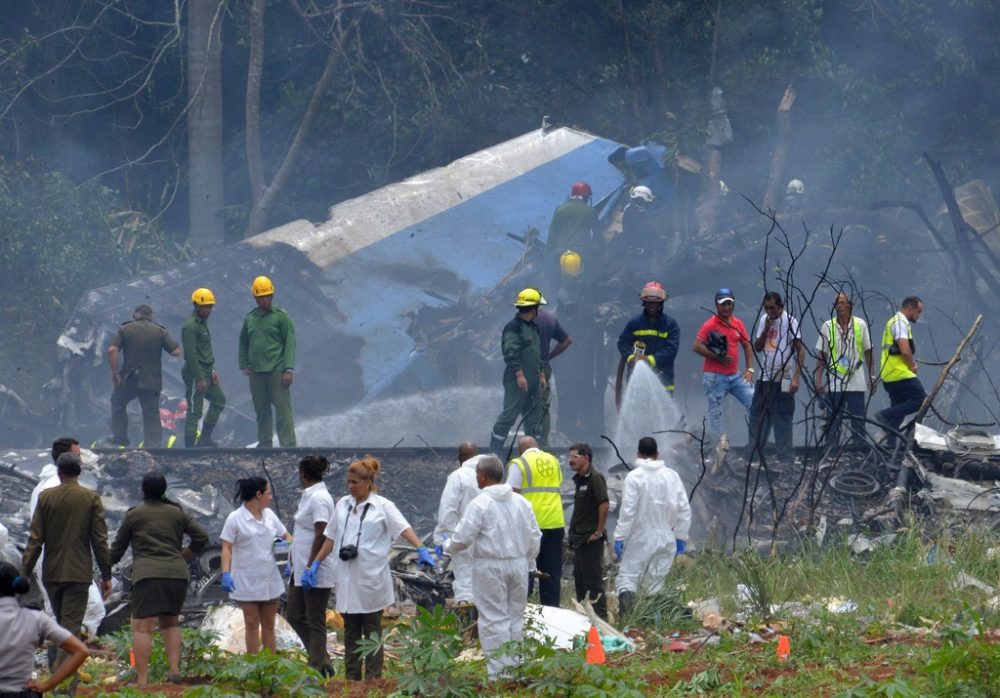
[
  {"left": 219, "top": 476, "right": 291, "bottom": 653},
  {"left": 308, "top": 456, "right": 434, "bottom": 680}
]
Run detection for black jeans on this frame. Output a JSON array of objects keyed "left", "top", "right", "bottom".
[
  {"left": 286, "top": 584, "right": 332, "bottom": 673},
  {"left": 342, "top": 610, "right": 383, "bottom": 680},
  {"left": 529, "top": 527, "right": 564, "bottom": 607},
  {"left": 882, "top": 378, "right": 926, "bottom": 432},
  {"left": 748, "top": 380, "right": 795, "bottom": 462},
  {"left": 572, "top": 536, "right": 606, "bottom": 619}
]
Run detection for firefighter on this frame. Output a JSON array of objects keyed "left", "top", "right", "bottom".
[
  {"left": 545, "top": 182, "right": 600, "bottom": 292},
  {"left": 489, "top": 288, "right": 547, "bottom": 452},
  {"left": 615, "top": 281, "right": 680, "bottom": 408},
  {"left": 182, "top": 288, "right": 225, "bottom": 447},
  {"left": 238, "top": 276, "right": 297, "bottom": 447}
]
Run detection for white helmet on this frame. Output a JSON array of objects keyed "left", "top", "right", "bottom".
[
  {"left": 786, "top": 179, "right": 805, "bottom": 195},
  {"left": 630, "top": 185, "right": 655, "bottom": 202},
  {"left": 719, "top": 180, "right": 730, "bottom": 196}
]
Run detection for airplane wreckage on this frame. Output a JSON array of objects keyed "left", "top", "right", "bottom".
[{"left": 1, "top": 124, "right": 999, "bottom": 630}]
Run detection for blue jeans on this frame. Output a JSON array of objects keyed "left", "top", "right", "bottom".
[
  {"left": 702, "top": 372, "right": 754, "bottom": 439},
  {"left": 748, "top": 380, "right": 795, "bottom": 462},
  {"left": 822, "top": 391, "right": 867, "bottom": 447}
]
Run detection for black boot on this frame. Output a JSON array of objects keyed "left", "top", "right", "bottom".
[
  {"left": 618, "top": 590, "right": 634, "bottom": 620},
  {"left": 184, "top": 434, "right": 197, "bottom": 448},
  {"left": 197, "top": 423, "right": 218, "bottom": 447}
]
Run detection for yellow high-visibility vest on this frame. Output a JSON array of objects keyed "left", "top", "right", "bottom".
[
  {"left": 880, "top": 313, "right": 915, "bottom": 383},
  {"left": 509, "top": 450, "right": 565, "bottom": 529}
]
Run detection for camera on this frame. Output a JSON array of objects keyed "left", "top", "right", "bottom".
[{"left": 338, "top": 545, "right": 358, "bottom": 561}]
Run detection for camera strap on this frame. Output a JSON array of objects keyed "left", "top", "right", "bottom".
[{"left": 343, "top": 501, "right": 371, "bottom": 549}]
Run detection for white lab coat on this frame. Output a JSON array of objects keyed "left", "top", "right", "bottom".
[
  {"left": 291, "top": 482, "right": 337, "bottom": 588},
  {"left": 446, "top": 484, "right": 541, "bottom": 680},
  {"left": 220, "top": 506, "right": 287, "bottom": 602},
  {"left": 30, "top": 466, "right": 106, "bottom": 636},
  {"left": 613, "top": 458, "right": 691, "bottom": 595},
  {"left": 433, "top": 454, "right": 484, "bottom": 603},
  {"left": 324, "top": 493, "right": 412, "bottom": 614}
]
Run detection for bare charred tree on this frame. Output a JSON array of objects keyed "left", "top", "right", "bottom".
[{"left": 761, "top": 86, "right": 795, "bottom": 213}]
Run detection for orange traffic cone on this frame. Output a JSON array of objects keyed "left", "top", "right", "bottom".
[
  {"left": 585, "top": 625, "right": 606, "bottom": 665},
  {"left": 776, "top": 635, "right": 790, "bottom": 662}
]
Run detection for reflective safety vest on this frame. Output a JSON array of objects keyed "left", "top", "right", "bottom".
[
  {"left": 509, "top": 450, "right": 565, "bottom": 529},
  {"left": 880, "top": 313, "right": 915, "bottom": 383},
  {"left": 828, "top": 317, "right": 863, "bottom": 376}
]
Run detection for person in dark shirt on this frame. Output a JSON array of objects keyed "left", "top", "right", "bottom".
[
  {"left": 533, "top": 304, "right": 572, "bottom": 447},
  {"left": 109, "top": 472, "right": 209, "bottom": 685},
  {"left": 616, "top": 281, "right": 680, "bottom": 408},
  {"left": 567, "top": 443, "right": 609, "bottom": 620}
]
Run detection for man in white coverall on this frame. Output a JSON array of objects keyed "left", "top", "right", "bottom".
[
  {"left": 445, "top": 454, "right": 541, "bottom": 680},
  {"left": 613, "top": 436, "right": 691, "bottom": 617},
  {"left": 433, "top": 441, "right": 483, "bottom": 604}
]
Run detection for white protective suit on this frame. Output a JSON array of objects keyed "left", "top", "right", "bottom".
[
  {"left": 446, "top": 484, "right": 541, "bottom": 680},
  {"left": 433, "top": 454, "right": 484, "bottom": 603},
  {"left": 613, "top": 458, "right": 691, "bottom": 596},
  {"left": 30, "top": 465, "right": 107, "bottom": 636}
]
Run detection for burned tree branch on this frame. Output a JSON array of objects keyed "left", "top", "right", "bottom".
[{"left": 761, "top": 86, "right": 795, "bottom": 212}]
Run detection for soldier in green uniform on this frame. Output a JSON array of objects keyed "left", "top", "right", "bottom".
[
  {"left": 22, "top": 452, "right": 111, "bottom": 676},
  {"left": 238, "top": 275, "right": 297, "bottom": 447},
  {"left": 182, "top": 288, "right": 226, "bottom": 447},
  {"left": 108, "top": 304, "right": 181, "bottom": 448},
  {"left": 490, "top": 288, "right": 548, "bottom": 452}
]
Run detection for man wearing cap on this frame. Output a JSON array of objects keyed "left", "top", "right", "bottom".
[
  {"left": 615, "top": 281, "right": 680, "bottom": 408},
  {"left": 108, "top": 305, "right": 182, "bottom": 448},
  {"left": 693, "top": 289, "right": 754, "bottom": 441},
  {"left": 490, "top": 288, "right": 548, "bottom": 452},
  {"left": 747, "top": 292, "right": 805, "bottom": 465},
  {"left": 182, "top": 288, "right": 226, "bottom": 447},
  {"left": 239, "top": 275, "right": 297, "bottom": 447}
]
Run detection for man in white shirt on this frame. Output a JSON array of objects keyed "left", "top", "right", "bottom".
[
  {"left": 815, "top": 293, "right": 875, "bottom": 447},
  {"left": 748, "top": 292, "right": 804, "bottom": 465},
  {"left": 445, "top": 455, "right": 541, "bottom": 681},
  {"left": 613, "top": 437, "right": 691, "bottom": 618},
  {"left": 433, "top": 441, "right": 483, "bottom": 604}
]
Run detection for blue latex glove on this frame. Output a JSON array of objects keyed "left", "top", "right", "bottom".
[
  {"left": 675, "top": 539, "right": 687, "bottom": 556},
  {"left": 282, "top": 560, "right": 292, "bottom": 579},
  {"left": 301, "top": 560, "right": 320, "bottom": 590},
  {"left": 221, "top": 572, "right": 235, "bottom": 592},
  {"left": 434, "top": 545, "right": 444, "bottom": 558},
  {"left": 614, "top": 540, "right": 624, "bottom": 561},
  {"left": 417, "top": 546, "right": 436, "bottom": 568}
]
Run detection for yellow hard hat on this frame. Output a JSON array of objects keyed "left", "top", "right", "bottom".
[
  {"left": 560, "top": 250, "right": 583, "bottom": 278},
  {"left": 191, "top": 287, "right": 216, "bottom": 306},
  {"left": 251, "top": 275, "right": 275, "bottom": 297},
  {"left": 513, "top": 288, "right": 547, "bottom": 308}
]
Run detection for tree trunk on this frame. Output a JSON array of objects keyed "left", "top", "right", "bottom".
[
  {"left": 245, "top": 0, "right": 266, "bottom": 207},
  {"left": 761, "top": 86, "right": 795, "bottom": 212},
  {"left": 186, "top": 0, "right": 225, "bottom": 252}
]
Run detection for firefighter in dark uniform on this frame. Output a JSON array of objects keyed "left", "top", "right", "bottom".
[
  {"left": 108, "top": 304, "right": 181, "bottom": 448},
  {"left": 615, "top": 281, "right": 680, "bottom": 408},
  {"left": 239, "top": 275, "right": 297, "bottom": 447},
  {"left": 490, "top": 288, "right": 548, "bottom": 452},
  {"left": 182, "top": 288, "right": 226, "bottom": 447}
]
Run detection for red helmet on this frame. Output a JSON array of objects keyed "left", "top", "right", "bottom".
[
  {"left": 570, "top": 181, "right": 592, "bottom": 199},
  {"left": 640, "top": 281, "right": 667, "bottom": 301}
]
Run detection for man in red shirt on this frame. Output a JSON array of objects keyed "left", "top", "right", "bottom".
[{"left": 693, "top": 288, "right": 755, "bottom": 440}]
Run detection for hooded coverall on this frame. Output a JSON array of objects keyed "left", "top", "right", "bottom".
[
  {"left": 446, "top": 484, "right": 541, "bottom": 681},
  {"left": 613, "top": 458, "right": 691, "bottom": 596},
  {"left": 433, "top": 454, "right": 485, "bottom": 603}
]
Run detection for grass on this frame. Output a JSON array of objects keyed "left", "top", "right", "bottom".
[{"left": 74, "top": 520, "right": 1000, "bottom": 696}]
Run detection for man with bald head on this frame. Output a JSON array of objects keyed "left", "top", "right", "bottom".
[
  {"left": 434, "top": 441, "right": 484, "bottom": 604},
  {"left": 506, "top": 436, "right": 564, "bottom": 606}
]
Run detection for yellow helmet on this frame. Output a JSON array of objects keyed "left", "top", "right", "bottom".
[
  {"left": 191, "top": 287, "right": 216, "bottom": 306},
  {"left": 251, "top": 275, "right": 275, "bottom": 297},
  {"left": 560, "top": 250, "right": 583, "bottom": 278},
  {"left": 513, "top": 288, "right": 547, "bottom": 308}
]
